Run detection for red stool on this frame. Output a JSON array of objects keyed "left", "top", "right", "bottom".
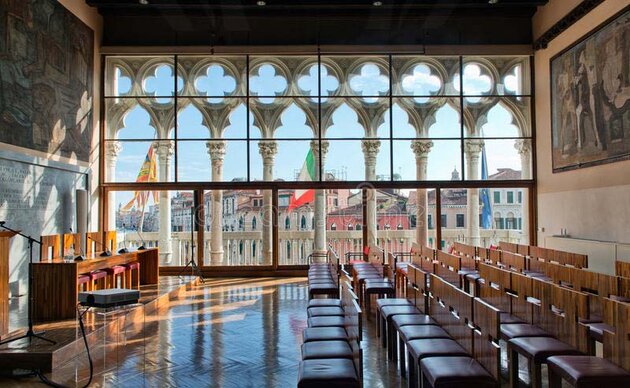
[
  {"left": 78, "top": 274, "right": 91, "bottom": 292},
  {"left": 105, "top": 265, "right": 127, "bottom": 288},
  {"left": 124, "top": 262, "right": 140, "bottom": 289},
  {"left": 90, "top": 270, "right": 108, "bottom": 290}
]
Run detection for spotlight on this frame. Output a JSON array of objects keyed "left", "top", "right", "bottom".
[
  {"left": 373, "top": 1, "right": 383, "bottom": 6},
  {"left": 139, "top": 0, "right": 149, "bottom": 4},
  {"left": 257, "top": 1, "right": 266, "bottom": 5},
  {"left": 488, "top": 0, "right": 499, "bottom": 4}
]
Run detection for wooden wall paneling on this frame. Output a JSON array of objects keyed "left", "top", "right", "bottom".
[
  {"left": 472, "top": 298, "right": 501, "bottom": 381},
  {"left": 32, "top": 263, "right": 78, "bottom": 322},
  {"left": 0, "top": 231, "right": 17, "bottom": 339},
  {"left": 39, "top": 235, "right": 61, "bottom": 262}
]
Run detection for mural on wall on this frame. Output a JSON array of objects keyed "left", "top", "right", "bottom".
[
  {"left": 0, "top": 0, "right": 94, "bottom": 162},
  {"left": 551, "top": 8, "right": 630, "bottom": 172}
]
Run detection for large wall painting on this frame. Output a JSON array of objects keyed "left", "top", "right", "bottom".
[
  {"left": 0, "top": 0, "right": 94, "bottom": 162},
  {"left": 551, "top": 7, "right": 630, "bottom": 172}
]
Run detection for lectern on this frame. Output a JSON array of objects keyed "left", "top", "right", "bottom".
[{"left": 0, "top": 231, "right": 17, "bottom": 339}]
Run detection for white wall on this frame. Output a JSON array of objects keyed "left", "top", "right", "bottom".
[{"left": 533, "top": 0, "right": 630, "bottom": 265}]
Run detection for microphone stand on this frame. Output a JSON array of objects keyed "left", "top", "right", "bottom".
[
  {"left": 118, "top": 224, "right": 129, "bottom": 254},
  {"left": 0, "top": 223, "right": 56, "bottom": 346},
  {"left": 177, "top": 206, "right": 204, "bottom": 282},
  {"left": 136, "top": 225, "right": 146, "bottom": 251}
]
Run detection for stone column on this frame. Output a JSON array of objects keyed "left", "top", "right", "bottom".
[
  {"left": 105, "top": 141, "right": 122, "bottom": 230},
  {"left": 411, "top": 140, "right": 433, "bottom": 246},
  {"left": 207, "top": 141, "right": 227, "bottom": 265},
  {"left": 362, "top": 139, "right": 380, "bottom": 247},
  {"left": 258, "top": 140, "right": 278, "bottom": 265},
  {"left": 464, "top": 140, "right": 484, "bottom": 246},
  {"left": 515, "top": 139, "right": 532, "bottom": 244},
  {"left": 154, "top": 140, "right": 174, "bottom": 264},
  {"left": 311, "top": 140, "right": 329, "bottom": 261}
]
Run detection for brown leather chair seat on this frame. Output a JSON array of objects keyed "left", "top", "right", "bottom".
[
  {"left": 365, "top": 282, "right": 394, "bottom": 294},
  {"left": 420, "top": 356, "right": 497, "bottom": 388},
  {"left": 309, "top": 278, "right": 335, "bottom": 284},
  {"left": 499, "top": 312, "right": 524, "bottom": 324},
  {"left": 308, "top": 299, "right": 342, "bottom": 309},
  {"left": 391, "top": 314, "right": 436, "bottom": 330},
  {"left": 308, "top": 316, "right": 345, "bottom": 328},
  {"left": 399, "top": 325, "right": 450, "bottom": 343},
  {"left": 500, "top": 323, "right": 553, "bottom": 340},
  {"left": 307, "top": 306, "right": 345, "bottom": 317},
  {"left": 301, "top": 340, "right": 353, "bottom": 360},
  {"left": 297, "top": 358, "right": 359, "bottom": 388},
  {"left": 547, "top": 355, "right": 630, "bottom": 387},
  {"left": 508, "top": 337, "right": 583, "bottom": 363},
  {"left": 407, "top": 338, "right": 469, "bottom": 360},
  {"left": 585, "top": 322, "right": 614, "bottom": 343},
  {"left": 376, "top": 298, "right": 412, "bottom": 310},
  {"left": 380, "top": 304, "right": 420, "bottom": 319},
  {"left": 302, "top": 327, "right": 348, "bottom": 343}
]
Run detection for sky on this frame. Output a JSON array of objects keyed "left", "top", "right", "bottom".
[{"left": 109, "top": 60, "right": 529, "bottom": 209}]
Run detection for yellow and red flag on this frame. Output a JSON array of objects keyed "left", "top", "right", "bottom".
[{"left": 122, "top": 144, "right": 159, "bottom": 212}]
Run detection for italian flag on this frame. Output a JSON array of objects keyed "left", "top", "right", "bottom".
[{"left": 288, "top": 149, "right": 316, "bottom": 211}]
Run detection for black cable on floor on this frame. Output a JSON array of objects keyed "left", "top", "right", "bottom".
[{"left": 33, "top": 304, "right": 93, "bottom": 388}]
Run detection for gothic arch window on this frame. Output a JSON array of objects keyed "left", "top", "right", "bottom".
[
  {"left": 331, "top": 223, "right": 337, "bottom": 231},
  {"left": 301, "top": 215, "right": 307, "bottom": 230},
  {"left": 285, "top": 216, "right": 291, "bottom": 230},
  {"left": 287, "top": 241, "right": 291, "bottom": 259},
  {"left": 252, "top": 216, "right": 257, "bottom": 230},
  {"left": 239, "top": 217, "right": 244, "bottom": 231}
]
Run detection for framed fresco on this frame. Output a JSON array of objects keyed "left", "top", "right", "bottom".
[{"left": 551, "top": 7, "right": 630, "bottom": 172}]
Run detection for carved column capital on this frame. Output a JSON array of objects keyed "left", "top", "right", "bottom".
[
  {"left": 310, "top": 140, "right": 330, "bottom": 157},
  {"left": 410, "top": 140, "right": 434, "bottom": 158},
  {"left": 153, "top": 140, "right": 174, "bottom": 159},
  {"left": 361, "top": 139, "right": 381, "bottom": 164},
  {"left": 258, "top": 140, "right": 278, "bottom": 163},
  {"left": 514, "top": 139, "right": 532, "bottom": 156},
  {"left": 206, "top": 140, "right": 227, "bottom": 163},
  {"left": 105, "top": 141, "right": 122, "bottom": 161},
  {"left": 464, "top": 139, "right": 485, "bottom": 156}
]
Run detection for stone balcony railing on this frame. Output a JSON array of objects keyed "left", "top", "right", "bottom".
[{"left": 116, "top": 228, "right": 526, "bottom": 267}]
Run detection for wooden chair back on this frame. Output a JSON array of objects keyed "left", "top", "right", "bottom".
[
  {"left": 40, "top": 234, "right": 60, "bottom": 261},
  {"left": 412, "top": 244, "right": 435, "bottom": 274},
  {"left": 472, "top": 298, "right": 501, "bottom": 381},
  {"left": 385, "top": 252, "right": 396, "bottom": 283},
  {"left": 408, "top": 264, "right": 430, "bottom": 314},
  {"left": 498, "top": 251, "right": 527, "bottom": 273},
  {"left": 430, "top": 273, "right": 474, "bottom": 354},
  {"left": 532, "top": 277, "right": 589, "bottom": 352},
  {"left": 62, "top": 233, "right": 81, "bottom": 256},
  {"left": 104, "top": 231, "right": 117, "bottom": 253},
  {"left": 484, "top": 248, "right": 501, "bottom": 266},
  {"left": 618, "top": 276, "right": 630, "bottom": 299},
  {"left": 616, "top": 260, "right": 630, "bottom": 278},
  {"left": 529, "top": 246, "right": 554, "bottom": 262},
  {"left": 478, "top": 263, "right": 511, "bottom": 314},
  {"left": 552, "top": 250, "right": 588, "bottom": 268},
  {"left": 435, "top": 250, "right": 461, "bottom": 286},
  {"left": 499, "top": 241, "right": 517, "bottom": 253},
  {"left": 453, "top": 242, "right": 476, "bottom": 260},
  {"left": 602, "top": 298, "right": 630, "bottom": 371},
  {"left": 509, "top": 271, "right": 536, "bottom": 324},
  {"left": 516, "top": 243, "right": 529, "bottom": 256},
  {"left": 85, "top": 231, "right": 103, "bottom": 256},
  {"left": 367, "top": 244, "right": 384, "bottom": 265}
]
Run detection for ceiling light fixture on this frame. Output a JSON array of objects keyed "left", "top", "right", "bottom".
[
  {"left": 139, "top": 0, "right": 149, "bottom": 5},
  {"left": 373, "top": 1, "right": 383, "bottom": 6},
  {"left": 257, "top": 1, "right": 266, "bottom": 5},
  {"left": 488, "top": 0, "right": 499, "bottom": 4}
]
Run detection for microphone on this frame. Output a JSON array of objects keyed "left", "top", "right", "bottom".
[
  {"left": 87, "top": 235, "right": 112, "bottom": 257},
  {"left": 70, "top": 227, "right": 85, "bottom": 261},
  {"left": 135, "top": 224, "right": 146, "bottom": 250},
  {"left": 0, "top": 221, "right": 5, "bottom": 226},
  {"left": 118, "top": 223, "right": 129, "bottom": 254}
]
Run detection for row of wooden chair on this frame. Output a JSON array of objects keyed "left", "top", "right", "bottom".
[
  {"left": 307, "top": 249, "right": 341, "bottom": 299},
  {"left": 298, "top": 279, "right": 363, "bottom": 387},
  {"left": 388, "top": 241, "right": 629, "bottom": 387},
  {"left": 497, "top": 241, "right": 588, "bottom": 269}
]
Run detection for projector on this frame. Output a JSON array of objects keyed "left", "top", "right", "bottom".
[{"left": 79, "top": 289, "right": 140, "bottom": 308}]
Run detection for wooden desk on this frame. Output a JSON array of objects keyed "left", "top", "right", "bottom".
[{"left": 31, "top": 248, "right": 159, "bottom": 322}]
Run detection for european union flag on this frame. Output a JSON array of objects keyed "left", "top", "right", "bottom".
[{"left": 480, "top": 145, "right": 492, "bottom": 229}]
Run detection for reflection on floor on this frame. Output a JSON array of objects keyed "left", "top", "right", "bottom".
[{"left": 0, "top": 277, "right": 402, "bottom": 387}]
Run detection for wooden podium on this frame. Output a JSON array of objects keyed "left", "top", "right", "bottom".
[{"left": 0, "top": 231, "right": 17, "bottom": 340}]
